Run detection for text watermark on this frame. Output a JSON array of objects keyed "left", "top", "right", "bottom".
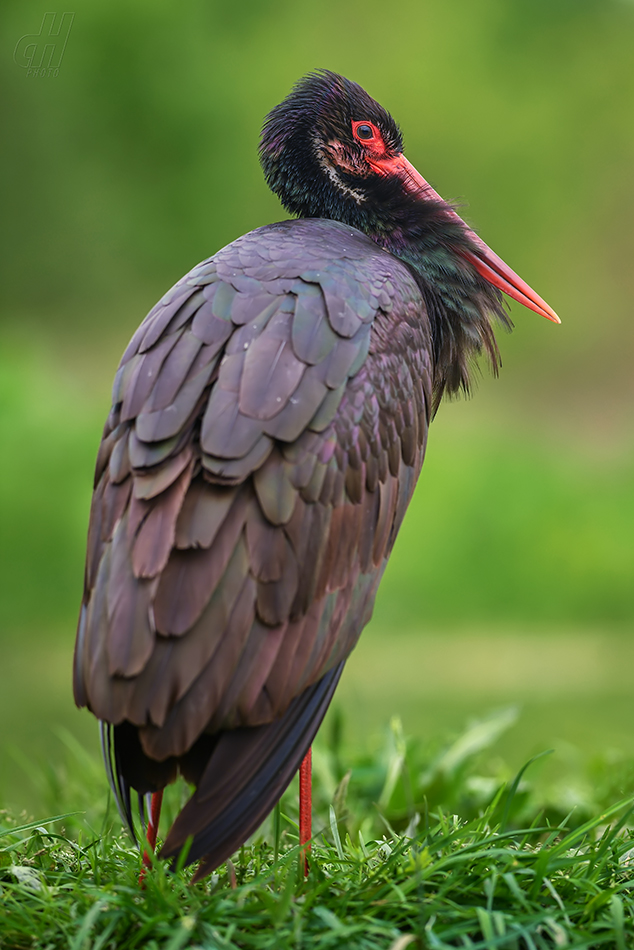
[{"left": 14, "top": 12, "right": 75, "bottom": 77}]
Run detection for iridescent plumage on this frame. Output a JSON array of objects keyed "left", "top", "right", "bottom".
[{"left": 74, "top": 70, "right": 556, "bottom": 878}]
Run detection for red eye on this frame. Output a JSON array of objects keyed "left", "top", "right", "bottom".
[{"left": 352, "top": 119, "right": 381, "bottom": 144}]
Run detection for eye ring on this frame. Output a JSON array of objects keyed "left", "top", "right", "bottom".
[{"left": 352, "top": 119, "right": 380, "bottom": 144}]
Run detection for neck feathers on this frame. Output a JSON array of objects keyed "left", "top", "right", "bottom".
[{"left": 370, "top": 199, "right": 511, "bottom": 412}]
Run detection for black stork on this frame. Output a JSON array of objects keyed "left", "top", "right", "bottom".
[{"left": 73, "top": 70, "right": 558, "bottom": 882}]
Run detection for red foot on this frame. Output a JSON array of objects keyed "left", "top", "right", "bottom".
[
  {"left": 139, "top": 789, "right": 164, "bottom": 887},
  {"left": 299, "top": 747, "right": 312, "bottom": 877}
]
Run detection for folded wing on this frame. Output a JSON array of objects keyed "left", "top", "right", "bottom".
[{"left": 74, "top": 218, "right": 432, "bottom": 872}]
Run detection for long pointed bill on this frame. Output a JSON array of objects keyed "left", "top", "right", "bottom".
[{"left": 368, "top": 153, "right": 560, "bottom": 324}]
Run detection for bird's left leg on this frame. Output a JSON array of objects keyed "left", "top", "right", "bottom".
[
  {"left": 139, "top": 789, "right": 164, "bottom": 885},
  {"left": 299, "top": 747, "right": 312, "bottom": 876}
]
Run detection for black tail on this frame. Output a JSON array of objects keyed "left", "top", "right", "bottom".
[
  {"left": 160, "top": 661, "right": 344, "bottom": 879},
  {"left": 102, "top": 662, "right": 344, "bottom": 879}
]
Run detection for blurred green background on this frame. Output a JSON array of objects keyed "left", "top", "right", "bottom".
[{"left": 1, "top": 0, "right": 633, "bottom": 812}]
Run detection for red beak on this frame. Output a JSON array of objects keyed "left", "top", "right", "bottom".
[{"left": 368, "top": 153, "right": 560, "bottom": 324}]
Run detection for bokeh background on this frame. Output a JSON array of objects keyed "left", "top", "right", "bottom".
[{"left": 1, "top": 0, "right": 633, "bottom": 813}]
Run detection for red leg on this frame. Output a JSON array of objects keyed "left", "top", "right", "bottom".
[
  {"left": 139, "top": 790, "right": 163, "bottom": 886},
  {"left": 299, "top": 746, "right": 312, "bottom": 877}
]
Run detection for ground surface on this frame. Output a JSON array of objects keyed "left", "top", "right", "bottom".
[{"left": 2, "top": 715, "right": 634, "bottom": 949}]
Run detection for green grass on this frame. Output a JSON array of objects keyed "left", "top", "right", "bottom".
[{"left": 3, "top": 714, "right": 634, "bottom": 949}]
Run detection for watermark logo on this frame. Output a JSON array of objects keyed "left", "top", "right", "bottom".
[{"left": 14, "top": 12, "right": 75, "bottom": 78}]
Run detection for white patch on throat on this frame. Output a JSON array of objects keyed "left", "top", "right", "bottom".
[{"left": 312, "top": 135, "right": 366, "bottom": 205}]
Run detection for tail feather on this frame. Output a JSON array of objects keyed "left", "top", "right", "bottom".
[
  {"left": 100, "top": 720, "right": 137, "bottom": 844},
  {"left": 103, "top": 663, "right": 344, "bottom": 878},
  {"left": 160, "top": 662, "right": 344, "bottom": 878}
]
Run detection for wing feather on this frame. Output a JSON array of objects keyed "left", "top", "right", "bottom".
[
  {"left": 130, "top": 460, "right": 193, "bottom": 578},
  {"left": 153, "top": 487, "right": 250, "bottom": 636}
]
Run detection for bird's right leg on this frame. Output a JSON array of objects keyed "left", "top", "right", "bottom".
[
  {"left": 139, "top": 789, "right": 164, "bottom": 886},
  {"left": 299, "top": 747, "right": 312, "bottom": 876}
]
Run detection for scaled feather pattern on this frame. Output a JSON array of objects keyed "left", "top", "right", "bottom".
[
  {"left": 73, "top": 68, "right": 536, "bottom": 878},
  {"left": 74, "top": 219, "right": 432, "bottom": 872}
]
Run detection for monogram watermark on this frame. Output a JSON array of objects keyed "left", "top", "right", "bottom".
[{"left": 14, "top": 12, "right": 75, "bottom": 77}]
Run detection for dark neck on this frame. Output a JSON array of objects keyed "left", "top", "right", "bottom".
[
  {"left": 312, "top": 193, "right": 511, "bottom": 411},
  {"left": 263, "top": 143, "right": 510, "bottom": 409}
]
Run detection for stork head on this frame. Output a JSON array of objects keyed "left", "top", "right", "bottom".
[
  {"left": 261, "top": 71, "right": 558, "bottom": 408},
  {"left": 260, "top": 70, "right": 558, "bottom": 326},
  {"left": 260, "top": 70, "right": 404, "bottom": 220}
]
